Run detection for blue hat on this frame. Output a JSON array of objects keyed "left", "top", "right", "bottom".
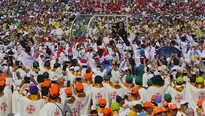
[
  {"left": 138, "top": 113, "right": 147, "bottom": 116},
  {"left": 154, "top": 96, "right": 162, "bottom": 103},
  {"left": 30, "top": 85, "right": 38, "bottom": 93}
]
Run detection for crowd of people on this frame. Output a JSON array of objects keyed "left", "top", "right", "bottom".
[{"left": 0, "top": 0, "right": 205, "bottom": 116}]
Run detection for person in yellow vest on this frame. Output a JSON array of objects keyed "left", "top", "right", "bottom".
[
  {"left": 197, "top": 99, "right": 204, "bottom": 116},
  {"left": 96, "top": 98, "right": 107, "bottom": 115}
]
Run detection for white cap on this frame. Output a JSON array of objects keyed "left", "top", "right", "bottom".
[
  {"left": 180, "top": 100, "right": 188, "bottom": 105},
  {"left": 14, "top": 112, "right": 21, "bottom": 116},
  {"left": 121, "top": 67, "right": 128, "bottom": 72},
  {"left": 74, "top": 66, "right": 80, "bottom": 72}
]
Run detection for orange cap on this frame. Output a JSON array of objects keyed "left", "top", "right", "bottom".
[
  {"left": 0, "top": 80, "right": 5, "bottom": 86},
  {"left": 131, "top": 88, "right": 138, "bottom": 94},
  {"left": 1, "top": 73, "right": 6, "bottom": 81},
  {"left": 51, "top": 84, "right": 60, "bottom": 90},
  {"left": 65, "top": 88, "right": 72, "bottom": 95},
  {"left": 144, "top": 102, "right": 154, "bottom": 108},
  {"left": 59, "top": 78, "right": 65, "bottom": 84},
  {"left": 76, "top": 83, "right": 84, "bottom": 91},
  {"left": 169, "top": 104, "right": 178, "bottom": 110},
  {"left": 88, "top": 110, "right": 92, "bottom": 114},
  {"left": 151, "top": 95, "right": 157, "bottom": 101},
  {"left": 103, "top": 108, "right": 112, "bottom": 116},
  {"left": 159, "top": 107, "right": 167, "bottom": 112},
  {"left": 50, "top": 88, "right": 59, "bottom": 96},
  {"left": 42, "top": 80, "right": 51, "bottom": 88},
  {"left": 152, "top": 107, "right": 161, "bottom": 115},
  {"left": 22, "top": 85, "right": 29, "bottom": 91},
  {"left": 197, "top": 99, "right": 204, "bottom": 107},
  {"left": 98, "top": 98, "right": 106, "bottom": 106},
  {"left": 163, "top": 100, "right": 168, "bottom": 107},
  {"left": 84, "top": 73, "right": 92, "bottom": 80}
]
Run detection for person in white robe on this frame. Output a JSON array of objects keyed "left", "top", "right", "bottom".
[
  {"left": 185, "top": 76, "right": 205, "bottom": 111},
  {"left": 38, "top": 84, "right": 65, "bottom": 116},
  {"left": 74, "top": 83, "right": 91, "bottom": 116},
  {"left": 0, "top": 80, "right": 12, "bottom": 116},
  {"left": 145, "top": 75, "right": 169, "bottom": 104},
  {"left": 14, "top": 84, "right": 45, "bottom": 116},
  {"left": 165, "top": 76, "right": 186, "bottom": 106},
  {"left": 60, "top": 88, "right": 78, "bottom": 116},
  {"left": 120, "top": 75, "right": 134, "bottom": 99},
  {"left": 90, "top": 75, "right": 109, "bottom": 109}
]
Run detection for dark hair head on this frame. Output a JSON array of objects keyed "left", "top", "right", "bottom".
[
  {"left": 90, "top": 110, "right": 98, "bottom": 115},
  {"left": 24, "top": 77, "right": 30, "bottom": 83},
  {"left": 53, "top": 63, "right": 60, "bottom": 69},
  {"left": 0, "top": 86, "right": 5, "bottom": 93},
  {"left": 44, "top": 60, "right": 51, "bottom": 67},
  {"left": 33, "top": 61, "right": 39, "bottom": 68},
  {"left": 94, "top": 76, "right": 103, "bottom": 84},
  {"left": 41, "top": 87, "right": 49, "bottom": 96},
  {"left": 173, "top": 59, "right": 179, "bottom": 65},
  {"left": 37, "top": 74, "right": 44, "bottom": 83},
  {"left": 43, "top": 72, "right": 49, "bottom": 79}
]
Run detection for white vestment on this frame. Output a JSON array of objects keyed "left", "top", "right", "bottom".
[
  {"left": 90, "top": 86, "right": 109, "bottom": 109},
  {"left": 75, "top": 93, "right": 91, "bottom": 116},
  {"left": 38, "top": 102, "right": 64, "bottom": 116},
  {"left": 104, "top": 83, "right": 124, "bottom": 107},
  {"left": 17, "top": 95, "right": 46, "bottom": 116},
  {"left": 165, "top": 86, "right": 185, "bottom": 106},
  {"left": 185, "top": 83, "right": 205, "bottom": 111},
  {"left": 146, "top": 85, "right": 168, "bottom": 106},
  {"left": 0, "top": 86, "right": 12, "bottom": 116}
]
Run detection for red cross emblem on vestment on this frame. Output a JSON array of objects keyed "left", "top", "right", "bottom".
[
  {"left": 110, "top": 91, "right": 118, "bottom": 100},
  {"left": 72, "top": 108, "right": 78, "bottom": 116},
  {"left": 0, "top": 102, "right": 7, "bottom": 112},
  {"left": 54, "top": 110, "right": 59, "bottom": 116},
  {"left": 26, "top": 105, "right": 35, "bottom": 114},
  {"left": 95, "top": 92, "right": 102, "bottom": 99},
  {"left": 199, "top": 92, "right": 205, "bottom": 100},
  {"left": 77, "top": 102, "right": 84, "bottom": 110},
  {"left": 175, "top": 94, "right": 183, "bottom": 102}
]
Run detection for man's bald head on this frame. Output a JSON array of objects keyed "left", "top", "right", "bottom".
[{"left": 185, "top": 108, "right": 194, "bottom": 116}]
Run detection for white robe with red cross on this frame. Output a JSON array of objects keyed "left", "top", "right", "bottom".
[
  {"left": 75, "top": 93, "right": 91, "bottom": 116},
  {"left": 104, "top": 83, "right": 124, "bottom": 107},
  {"left": 145, "top": 84, "right": 168, "bottom": 106},
  {"left": 90, "top": 86, "right": 109, "bottom": 110},
  {"left": 165, "top": 85, "right": 186, "bottom": 107},
  {"left": 17, "top": 95, "right": 46, "bottom": 116},
  {"left": 0, "top": 86, "right": 12, "bottom": 116},
  {"left": 60, "top": 93, "right": 79, "bottom": 116},
  {"left": 185, "top": 83, "right": 205, "bottom": 111},
  {"left": 38, "top": 102, "right": 64, "bottom": 116}
]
